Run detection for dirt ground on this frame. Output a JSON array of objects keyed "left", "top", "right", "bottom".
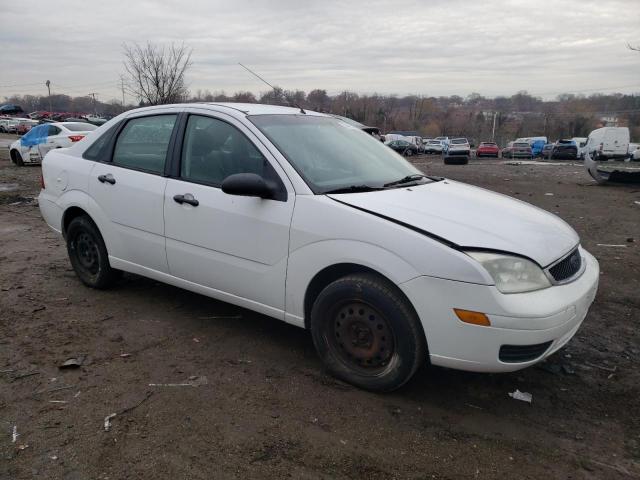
[{"left": 1, "top": 133, "right": 639, "bottom": 479}]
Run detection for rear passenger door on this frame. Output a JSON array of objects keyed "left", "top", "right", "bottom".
[
  {"left": 38, "top": 125, "right": 62, "bottom": 158},
  {"left": 89, "top": 113, "right": 178, "bottom": 274},
  {"left": 163, "top": 112, "right": 295, "bottom": 317}
]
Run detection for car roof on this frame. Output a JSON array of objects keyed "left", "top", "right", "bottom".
[{"left": 124, "top": 102, "right": 327, "bottom": 118}]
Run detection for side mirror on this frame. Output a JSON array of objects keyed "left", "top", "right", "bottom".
[{"left": 221, "top": 173, "right": 277, "bottom": 199}]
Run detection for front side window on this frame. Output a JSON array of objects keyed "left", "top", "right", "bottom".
[
  {"left": 251, "top": 115, "right": 427, "bottom": 193},
  {"left": 180, "top": 115, "right": 271, "bottom": 186},
  {"left": 112, "top": 114, "right": 177, "bottom": 174}
]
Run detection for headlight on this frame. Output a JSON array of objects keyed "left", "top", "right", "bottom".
[{"left": 465, "top": 251, "right": 551, "bottom": 294}]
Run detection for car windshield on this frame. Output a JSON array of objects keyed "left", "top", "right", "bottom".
[
  {"left": 481, "top": 142, "right": 496, "bottom": 146},
  {"left": 250, "top": 115, "right": 428, "bottom": 193},
  {"left": 514, "top": 142, "right": 530, "bottom": 147},
  {"left": 428, "top": 141, "right": 441, "bottom": 145},
  {"left": 451, "top": 138, "right": 467, "bottom": 144},
  {"left": 63, "top": 123, "right": 97, "bottom": 132}
]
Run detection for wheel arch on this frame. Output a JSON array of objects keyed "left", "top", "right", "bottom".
[
  {"left": 303, "top": 263, "right": 421, "bottom": 333},
  {"left": 62, "top": 206, "right": 92, "bottom": 239}
]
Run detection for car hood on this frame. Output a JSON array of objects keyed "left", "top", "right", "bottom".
[{"left": 328, "top": 180, "right": 578, "bottom": 267}]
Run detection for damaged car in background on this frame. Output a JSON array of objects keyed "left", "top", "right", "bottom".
[
  {"left": 39, "top": 103, "right": 599, "bottom": 391},
  {"left": 584, "top": 126, "right": 640, "bottom": 184}
]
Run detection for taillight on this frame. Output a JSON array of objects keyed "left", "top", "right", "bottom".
[
  {"left": 68, "top": 135, "right": 84, "bottom": 142},
  {"left": 40, "top": 172, "right": 45, "bottom": 189}
]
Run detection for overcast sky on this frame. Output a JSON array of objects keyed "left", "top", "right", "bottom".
[{"left": 1, "top": 0, "right": 639, "bottom": 103}]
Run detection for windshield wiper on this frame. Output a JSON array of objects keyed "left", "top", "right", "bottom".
[
  {"left": 383, "top": 174, "right": 428, "bottom": 187},
  {"left": 323, "top": 185, "right": 385, "bottom": 194}
]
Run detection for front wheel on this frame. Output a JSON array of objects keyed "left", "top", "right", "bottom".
[
  {"left": 310, "top": 274, "right": 426, "bottom": 392},
  {"left": 10, "top": 150, "right": 24, "bottom": 166},
  {"left": 66, "top": 215, "right": 121, "bottom": 289},
  {"left": 405, "top": 149, "right": 413, "bottom": 157}
]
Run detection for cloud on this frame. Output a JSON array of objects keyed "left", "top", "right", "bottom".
[{"left": 1, "top": 0, "right": 638, "bottom": 101}]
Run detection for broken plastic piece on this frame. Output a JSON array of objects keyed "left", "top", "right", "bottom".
[{"left": 508, "top": 389, "right": 532, "bottom": 403}]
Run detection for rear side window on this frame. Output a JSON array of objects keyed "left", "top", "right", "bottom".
[
  {"left": 48, "top": 126, "right": 61, "bottom": 136},
  {"left": 83, "top": 123, "right": 120, "bottom": 161},
  {"left": 180, "top": 115, "right": 271, "bottom": 186},
  {"left": 113, "top": 115, "right": 177, "bottom": 174}
]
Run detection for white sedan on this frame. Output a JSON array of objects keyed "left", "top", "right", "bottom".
[
  {"left": 10, "top": 122, "right": 97, "bottom": 165},
  {"left": 38, "top": 103, "right": 599, "bottom": 391}
]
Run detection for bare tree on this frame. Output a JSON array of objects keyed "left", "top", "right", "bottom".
[{"left": 123, "top": 42, "right": 192, "bottom": 105}]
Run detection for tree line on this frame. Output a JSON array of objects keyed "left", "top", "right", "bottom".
[{"left": 4, "top": 89, "right": 638, "bottom": 144}]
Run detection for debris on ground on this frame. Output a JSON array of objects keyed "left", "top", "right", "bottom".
[
  {"left": 596, "top": 244, "right": 627, "bottom": 248},
  {"left": 11, "top": 371, "right": 40, "bottom": 381},
  {"left": 544, "top": 192, "right": 554, "bottom": 196},
  {"left": 584, "top": 361, "right": 617, "bottom": 373},
  {"left": 148, "top": 376, "right": 208, "bottom": 387},
  {"left": 12, "top": 425, "right": 18, "bottom": 443},
  {"left": 508, "top": 389, "right": 533, "bottom": 403},
  {"left": 103, "top": 413, "right": 116, "bottom": 432},
  {"left": 103, "top": 391, "right": 154, "bottom": 432},
  {"left": 59, "top": 355, "right": 87, "bottom": 369}
]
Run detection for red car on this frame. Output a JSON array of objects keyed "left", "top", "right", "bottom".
[{"left": 476, "top": 142, "right": 500, "bottom": 158}]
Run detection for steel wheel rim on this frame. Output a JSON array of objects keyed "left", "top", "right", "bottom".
[
  {"left": 326, "top": 300, "right": 396, "bottom": 376},
  {"left": 73, "top": 231, "right": 100, "bottom": 275}
]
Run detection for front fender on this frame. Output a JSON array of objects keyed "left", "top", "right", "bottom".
[{"left": 284, "top": 239, "right": 422, "bottom": 325}]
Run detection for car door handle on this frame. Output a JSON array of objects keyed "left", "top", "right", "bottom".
[
  {"left": 173, "top": 193, "right": 199, "bottom": 207},
  {"left": 97, "top": 174, "right": 116, "bottom": 185}
]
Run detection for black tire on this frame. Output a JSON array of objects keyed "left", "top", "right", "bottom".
[
  {"left": 405, "top": 149, "right": 413, "bottom": 157},
  {"left": 66, "top": 215, "right": 121, "bottom": 289},
  {"left": 310, "top": 273, "right": 426, "bottom": 392},
  {"left": 444, "top": 155, "right": 469, "bottom": 165},
  {"left": 10, "top": 150, "right": 24, "bottom": 166}
]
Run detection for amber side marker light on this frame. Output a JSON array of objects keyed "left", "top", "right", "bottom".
[{"left": 454, "top": 309, "right": 491, "bottom": 326}]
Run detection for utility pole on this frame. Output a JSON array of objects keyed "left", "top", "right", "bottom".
[
  {"left": 45, "top": 80, "right": 52, "bottom": 112},
  {"left": 120, "top": 75, "right": 126, "bottom": 107},
  {"left": 491, "top": 111, "right": 497, "bottom": 142},
  {"left": 87, "top": 93, "right": 98, "bottom": 115}
]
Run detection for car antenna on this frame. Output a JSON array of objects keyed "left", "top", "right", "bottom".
[{"left": 238, "top": 62, "right": 306, "bottom": 114}]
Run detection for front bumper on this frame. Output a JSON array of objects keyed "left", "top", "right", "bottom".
[{"left": 400, "top": 248, "right": 599, "bottom": 372}]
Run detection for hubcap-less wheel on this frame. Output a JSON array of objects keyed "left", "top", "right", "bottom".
[
  {"left": 73, "top": 231, "right": 100, "bottom": 275},
  {"left": 328, "top": 301, "right": 395, "bottom": 375}
]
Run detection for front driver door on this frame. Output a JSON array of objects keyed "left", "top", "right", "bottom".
[{"left": 164, "top": 112, "right": 295, "bottom": 318}]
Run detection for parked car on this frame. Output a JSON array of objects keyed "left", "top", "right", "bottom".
[
  {"left": 541, "top": 143, "right": 554, "bottom": 159},
  {"left": 551, "top": 139, "right": 578, "bottom": 160},
  {"left": 423, "top": 139, "right": 444, "bottom": 154},
  {"left": 39, "top": 103, "right": 599, "bottom": 392},
  {"left": 9, "top": 122, "right": 97, "bottom": 166},
  {"left": 16, "top": 119, "right": 39, "bottom": 135},
  {"left": 0, "top": 118, "right": 20, "bottom": 133},
  {"left": 475, "top": 142, "right": 500, "bottom": 158},
  {"left": 447, "top": 138, "right": 470, "bottom": 156},
  {"left": 585, "top": 127, "right": 630, "bottom": 160},
  {"left": 0, "top": 104, "right": 24, "bottom": 115},
  {"left": 385, "top": 139, "right": 419, "bottom": 156},
  {"left": 502, "top": 141, "right": 532, "bottom": 159}
]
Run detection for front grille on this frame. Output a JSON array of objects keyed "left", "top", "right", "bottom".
[
  {"left": 548, "top": 248, "right": 582, "bottom": 282},
  {"left": 499, "top": 341, "right": 553, "bottom": 363}
]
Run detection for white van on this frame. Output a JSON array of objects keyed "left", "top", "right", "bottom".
[{"left": 586, "top": 127, "right": 629, "bottom": 160}]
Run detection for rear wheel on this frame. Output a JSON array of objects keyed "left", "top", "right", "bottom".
[
  {"left": 310, "top": 274, "right": 426, "bottom": 392},
  {"left": 405, "top": 149, "right": 413, "bottom": 157},
  {"left": 66, "top": 215, "right": 121, "bottom": 289}
]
